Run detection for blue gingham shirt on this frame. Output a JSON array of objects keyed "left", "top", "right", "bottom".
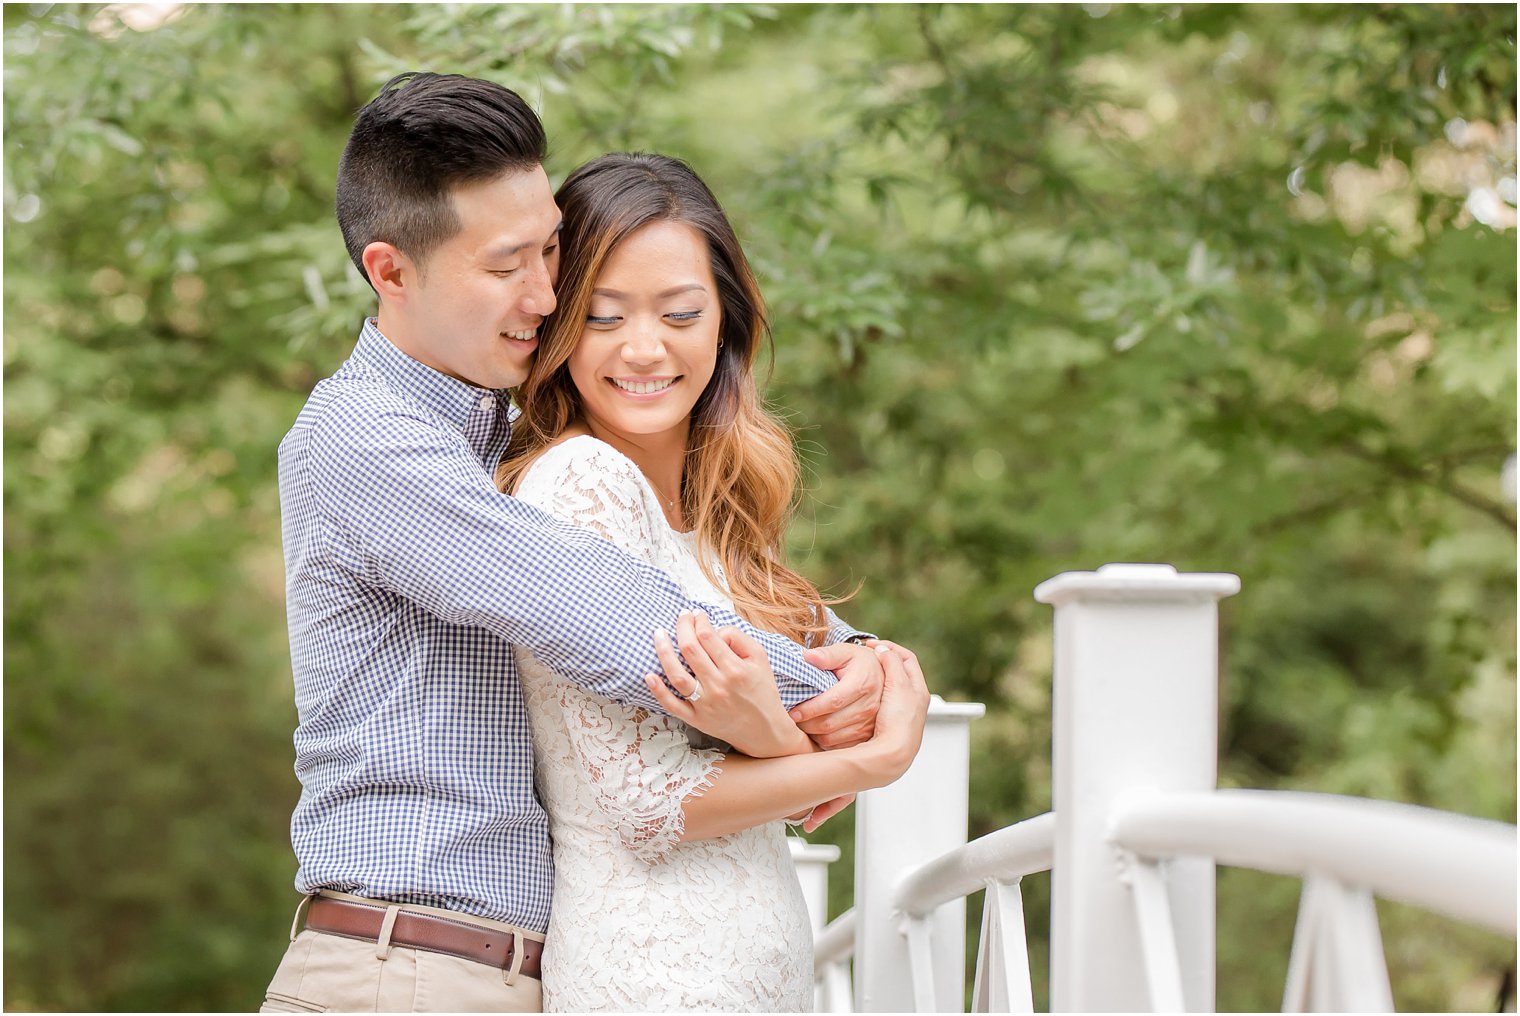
[{"left": 279, "top": 320, "right": 862, "bottom": 932}]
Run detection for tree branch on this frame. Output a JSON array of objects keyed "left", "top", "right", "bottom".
[{"left": 1332, "top": 438, "right": 1516, "bottom": 532}]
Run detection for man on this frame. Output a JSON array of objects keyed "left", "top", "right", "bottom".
[{"left": 260, "top": 72, "right": 887, "bottom": 1013}]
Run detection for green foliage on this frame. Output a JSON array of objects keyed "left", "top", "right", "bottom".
[{"left": 5, "top": 4, "right": 1514, "bottom": 1011}]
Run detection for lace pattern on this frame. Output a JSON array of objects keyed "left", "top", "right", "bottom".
[{"left": 513, "top": 436, "right": 814, "bottom": 1012}]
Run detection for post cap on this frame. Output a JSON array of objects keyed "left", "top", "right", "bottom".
[
  {"left": 1033, "top": 563, "right": 1241, "bottom": 605},
  {"left": 787, "top": 837, "right": 843, "bottom": 864},
  {"left": 927, "top": 694, "right": 987, "bottom": 722}
]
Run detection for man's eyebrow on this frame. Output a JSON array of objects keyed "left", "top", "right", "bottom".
[
  {"left": 484, "top": 221, "right": 564, "bottom": 260},
  {"left": 591, "top": 283, "right": 708, "bottom": 299}
]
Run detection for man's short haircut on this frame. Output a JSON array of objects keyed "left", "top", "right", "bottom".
[{"left": 336, "top": 72, "right": 548, "bottom": 286}]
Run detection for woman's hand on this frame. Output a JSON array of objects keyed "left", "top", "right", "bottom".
[
  {"left": 644, "top": 610, "right": 812, "bottom": 759},
  {"left": 794, "top": 641, "right": 931, "bottom": 831},
  {"left": 850, "top": 640, "right": 931, "bottom": 787}
]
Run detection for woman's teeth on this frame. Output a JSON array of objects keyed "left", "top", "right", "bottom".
[
  {"left": 611, "top": 378, "right": 676, "bottom": 395},
  {"left": 503, "top": 328, "right": 536, "bottom": 342}
]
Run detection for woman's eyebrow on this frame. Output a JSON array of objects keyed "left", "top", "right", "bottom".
[{"left": 591, "top": 283, "right": 707, "bottom": 299}]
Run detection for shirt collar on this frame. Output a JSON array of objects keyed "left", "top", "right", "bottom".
[{"left": 351, "top": 319, "right": 512, "bottom": 464}]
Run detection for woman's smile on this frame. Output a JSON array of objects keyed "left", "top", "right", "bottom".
[{"left": 608, "top": 376, "right": 680, "bottom": 396}]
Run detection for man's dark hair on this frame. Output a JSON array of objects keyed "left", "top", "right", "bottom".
[{"left": 336, "top": 72, "right": 547, "bottom": 286}]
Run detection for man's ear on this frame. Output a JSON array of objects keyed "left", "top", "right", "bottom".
[{"left": 362, "top": 242, "right": 415, "bottom": 303}]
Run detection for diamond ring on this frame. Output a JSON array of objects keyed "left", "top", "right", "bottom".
[{"left": 686, "top": 679, "right": 703, "bottom": 704}]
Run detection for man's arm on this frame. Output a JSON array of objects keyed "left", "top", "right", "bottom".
[
  {"left": 794, "top": 607, "right": 886, "bottom": 748},
  {"left": 821, "top": 605, "right": 875, "bottom": 647},
  {"left": 303, "top": 397, "right": 836, "bottom": 712}
]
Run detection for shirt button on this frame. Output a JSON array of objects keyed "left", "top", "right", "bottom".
[{"left": 479, "top": 396, "right": 495, "bottom": 411}]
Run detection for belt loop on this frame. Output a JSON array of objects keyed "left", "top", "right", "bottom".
[
  {"left": 503, "top": 929, "right": 525, "bottom": 986},
  {"left": 289, "top": 894, "right": 316, "bottom": 943},
  {"left": 375, "top": 904, "right": 401, "bottom": 961}
]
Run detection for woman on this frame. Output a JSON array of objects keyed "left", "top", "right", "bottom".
[{"left": 498, "top": 152, "right": 929, "bottom": 1012}]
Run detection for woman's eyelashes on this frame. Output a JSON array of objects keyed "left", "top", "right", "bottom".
[{"left": 585, "top": 310, "right": 704, "bottom": 326}]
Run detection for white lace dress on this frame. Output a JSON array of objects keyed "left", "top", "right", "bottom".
[{"left": 513, "top": 435, "right": 814, "bottom": 1013}]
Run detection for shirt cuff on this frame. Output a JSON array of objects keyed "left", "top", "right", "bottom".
[{"left": 826, "top": 616, "right": 877, "bottom": 646}]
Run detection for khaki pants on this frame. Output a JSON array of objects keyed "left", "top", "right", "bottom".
[{"left": 259, "top": 892, "right": 543, "bottom": 1013}]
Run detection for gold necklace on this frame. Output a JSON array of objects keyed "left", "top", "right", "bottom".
[{"left": 652, "top": 480, "right": 681, "bottom": 511}]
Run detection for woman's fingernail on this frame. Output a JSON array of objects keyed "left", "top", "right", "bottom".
[
  {"left": 874, "top": 643, "right": 891, "bottom": 654},
  {"left": 654, "top": 627, "right": 669, "bottom": 642}
]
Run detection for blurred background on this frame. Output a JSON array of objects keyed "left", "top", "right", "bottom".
[{"left": 4, "top": 3, "right": 1515, "bottom": 1011}]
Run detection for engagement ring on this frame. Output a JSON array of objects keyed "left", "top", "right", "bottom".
[{"left": 686, "top": 680, "right": 703, "bottom": 704}]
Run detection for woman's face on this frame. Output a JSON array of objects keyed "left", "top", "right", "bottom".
[{"left": 568, "top": 219, "right": 721, "bottom": 449}]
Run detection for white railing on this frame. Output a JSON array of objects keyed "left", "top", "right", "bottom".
[
  {"left": 813, "top": 908, "right": 856, "bottom": 1013},
  {"left": 796, "top": 563, "right": 1518, "bottom": 1013},
  {"left": 1108, "top": 788, "right": 1516, "bottom": 1012},
  {"left": 893, "top": 812, "right": 1056, "bottom": 1012},
  {"left": 1109, "top": 789, "right": 1516, "bottom": 936},
  {"left": 790, "top": 838, "right": 844, "bottom": 1011}
]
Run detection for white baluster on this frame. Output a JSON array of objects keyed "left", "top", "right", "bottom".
[
  {"left": 971, "top": 879, "right": 1034, "bottom": 1013},
  {"left": 903, "top": 916, "right": 938, "bottom": 1012},
  {"left": 822, "top": 962, "right": 855, "bottom": 1015},
  {"left": 1124, "top": 854, "right": 1187, "bottom": 1011},
  {"left": 1282, "top": 875, "right": 1393, "bottom": 1012},
  {"left": 815, "top": 911, "right": 858, "bottom": 1014},
  {"left": 1035, "top": 563, "right": 1239, "bottom": 1012}
]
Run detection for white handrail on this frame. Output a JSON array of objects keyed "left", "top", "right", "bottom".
[
  {"left": 802, "top": 565, "right": 1518, "bottom": 1013},
  {"left": 1109, "top": 788, "right": 1518, "bottom": 934},
  {"left": 815, "top": 908, "right": 857, "bottom": 972},
  {"left": 893, "top": 812, "right": 1057, "bottom": 918}
]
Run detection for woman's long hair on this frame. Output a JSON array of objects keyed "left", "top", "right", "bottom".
[{"left": 497, "top": 152, "right": 836, "bottom": 646}]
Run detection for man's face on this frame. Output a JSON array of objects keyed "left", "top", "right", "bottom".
[{"left": 388, "top": 166, "right": 562, "bottom": 390}]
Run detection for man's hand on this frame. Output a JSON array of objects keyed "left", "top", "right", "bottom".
[
  {"left": 789, "top": 641, "right": 888, "bottom": 749},
  {"left": 801, "top": 793, "right": 856, "bottom": 833}
]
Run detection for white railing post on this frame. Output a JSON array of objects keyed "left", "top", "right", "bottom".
[
  {"left": 1035, "top": 563, "right": 1240, "bottom": 1012},
  {"left": 853, "top": 695, "right": 985, "bottom": 1012},
  {"left": 790, "top": 836, "right": 843, "bottom": 1012}
]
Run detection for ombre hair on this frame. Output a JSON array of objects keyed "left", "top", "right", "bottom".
[{"left": 497, "top": 152, "right": 836, "bottom": 645}]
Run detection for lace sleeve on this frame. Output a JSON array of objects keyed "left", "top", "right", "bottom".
[
  {"left": 512, "top": 437, "right": 662, "bottom": 560},
  {"left": 515, "top": 437, "right": 725, "bottom": 861},
  {"left": 556, "top": 692, "right": 724, "bottom": 862}
]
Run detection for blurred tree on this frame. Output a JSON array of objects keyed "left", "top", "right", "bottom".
[{"left": 5, "top": 3, "right": 1513, "bottom": 1010}]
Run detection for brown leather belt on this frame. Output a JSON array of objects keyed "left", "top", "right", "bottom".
[{"left": 305, "top": 895, "right": 543, "bottom": 978}]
